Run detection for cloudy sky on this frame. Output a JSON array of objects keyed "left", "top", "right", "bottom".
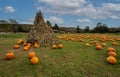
[{"left": 0, "top": 0, "right": 120, "bottom": 28}]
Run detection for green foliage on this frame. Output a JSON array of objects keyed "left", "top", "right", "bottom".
[
  {"left": 84, "top": 26, "right": 90, "bottom": 33},
  {"left": 53, "top": 23, "right": 59, "bottom": 30},
  {"left": 92, "top": 22, "right": 109, "bottom": 33},
  {"left": 46, "top": 20, "right": 52, "bottom": 28},
  {"left": 76, "top": 25, "right": 81, "bottom": 33}
]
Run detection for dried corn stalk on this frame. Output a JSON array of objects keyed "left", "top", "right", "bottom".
[{"left": 27, "top": 11, "right": 58, "bottom": 46}]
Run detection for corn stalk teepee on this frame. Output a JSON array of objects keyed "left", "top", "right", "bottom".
[{"left": 26, "top": 11, "right": 58, "bottom": 46}]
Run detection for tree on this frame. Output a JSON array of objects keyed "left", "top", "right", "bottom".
[
  {"left": 9, "top": 18, "right": 18, "bottom": 33},
  {"left": 92, "top": 22, "right": 109, "bottom": 33},
  {"left": 53, "top": 23, "right": 59, "bottom": 30},
  {"left": 0, "top": 20, "right": 8, "bottom": 24},
  {"left": 46, "top": 20, "right": 52, "bottom": 28},
  {"left": 84, "top": 26, "right": 89, "bottom": 33},
  {"left": 9, "top": 19, "right": 18, "bottom": 24},
  {"left": 76, "top": 25, "right": 81, "bottom": 33}
]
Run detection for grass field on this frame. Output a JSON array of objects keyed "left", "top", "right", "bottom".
[{"left": 0, "top": 33, "right": 120, "bottom": 77}]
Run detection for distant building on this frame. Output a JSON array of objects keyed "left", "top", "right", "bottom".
[{"left": 60, "top": 27, "right": 76, "bottom": 33}]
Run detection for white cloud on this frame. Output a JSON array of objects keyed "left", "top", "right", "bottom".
[
  {"left": 97, "top": 3, "right": 120, "bottom": 19},
  {"left": 36, "top": 0, "right": 87, "bottom": 14},
  {"left": 46, "top": 16, "right": 64, "bottom": 25},
  {"left": 77, "top": 18, "right": 92, "bottom": 26},
  {"left": 36, "top": 0, "right": 120, "bottom": 20},
  {"left": 4, "top": 6, "right": 15, "bottom": 13}
]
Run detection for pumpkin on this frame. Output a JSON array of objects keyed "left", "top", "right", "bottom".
[
  {"left": 94, "top": 42, "right": 100, "bottom": 46},
  {"left": 14, "top": 45, "right": 20, "bottom": 49},
  {"left": 58, "top": 44, "right": 63, "bottom": 49},
  {"left": 23, "top": 47, "right": 29, "bottom": 51},
  {"left": 17, "top": 39, "right": 24, "bottom": 45},
  {"left": 26, "top": 45, "right": 31, "bottom": 49},
  {"left": 52, "top": 45, "right": 57, "bottom": 49},
  {"left": 23, "top": 42, "right": 27, "bottom": 46},
  {"left": 107, "top": 47, "right": 116, "bottom": 52},
  {"left": 96, "top": 45, "right": 102, "bottom": 50},
  {"left": 85, "top": 43, "right": 90, "bottom": 47},
  {"left": 27, "top": 43, "right": 32, "bottom": 47},
  {"left": 28, "top": 51, "right": 36, "bottom": 59},
  {"left": 108, "top": 52, "right": 116, "bottom": 57},
  {"left": 101, "top": 43, "right": 107, "bottom": 47},
  {"left": 112, "top": 42, "right": 118, "bottom": 46},
  {"left": 6, "top": 52, "right": 15, "bottom": 60},
  {"left": 31, "top": 56, "right": 39, "bottom": 64},
  {"left": 34, "top": 43, "right": 39, "bottom": 48},
  {"left": 106, "top": 56, "right": 117, "bottom": 64}
]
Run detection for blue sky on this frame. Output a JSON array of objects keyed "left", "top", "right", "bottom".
[{"left": 0, "top": 0, "right": 120, "bottom": 29}]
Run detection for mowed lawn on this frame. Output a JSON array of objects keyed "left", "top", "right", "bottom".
[{"left": 0, "top": 33, "right": 120, "bottom": 77}]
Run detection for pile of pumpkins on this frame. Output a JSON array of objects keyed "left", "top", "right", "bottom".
[
  {"left": 5, "top": 39, "right": 63, "bottom": 65},
  {"left": 85, "top": 41, "right": 117, "bottom": 65},
  {"left": 6, "top": 39, "right": 40, "bottom": 64},
  {"left": 14, "top": 39, "right": 39, "bottom": 51},
  {"left": 5, "top": 51, "right": 39, "bottom": 64},
  {"left": 106, "top": 47, "right": 117, "bottom": 64}
]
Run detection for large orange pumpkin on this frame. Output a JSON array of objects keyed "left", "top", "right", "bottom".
[
  {"left": 108, "top": 52, "right": 116, "bottom": 57},
  {"left": 28, "top": 51, "right": 36, "bottom": 59},
  {"left": 96, "top": 45, "right": 102, "bottom": 50},
  {"left": 31, "top": 56, "right": 39, "bottom": 64},
  {"left": 23, "top": 47, "right": 29, "bottom": 51},
  {"left": 85, "top": 43, "right": 90, "bottom": 47},
  {"left": 106, "top": 56, "right": 117, "bottom": 64},
  {"left": 6, "top": 52, "right": 15, "bottom": 60},
  {"left": 14, "top": 45, "right": 20, "bottom": 49},
  {"left": 26, "top": 45, "right": 31, "bottom": 49},
  {"left": 101, "top": 43, "right": 107, "bottom": 47},
  {"left": 34, "top": 43, "right": 39, "bottom": 48},
  {"left": 52, "top": 45, "right": 57, "bottom": 49},
  {"left": 112, "top": 42, "right": 118, "bottom": 46},
  {"left": 107, "top": 47, "right": 116, "bottom": 52},
  {"left": 17, "top": 39, "right": 24, "bottom": 45},
  {"left": 27, "top": 43, "right": 32, "bottom": 47},
  {"left": 58, "top": 44, "right": 63, "bottom": 49}
]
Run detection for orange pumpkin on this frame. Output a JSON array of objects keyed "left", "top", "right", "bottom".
[
  {"left": 106, "top": 56, "right": 117, "bottom": 64},
  {"left": 31, "top": 56, "right": 39, "bottom": 64},
  {"left": 23, "top": 42, "right": 27, "bottom": 46},
  {"left": 27, "top": 43, "right": 32, "bottom": 47},
  {"left": 85, "top": 43, "right": 90, "bottom": 47},
  {"left": 52, "top": 45, "right": 57, "bottom": 49},
  {"left": 26, "top": 45, "right": 31, "bottom": 49},
  {"left": 34, "top": 43, "right": 39, "bottom": 48},
  {"left": 6, "top": 52, "right": 15, "bottom": 60},
  {"left": 101, "top": 43, "right": 107, "bottom": 47},
  {"left": 23, "top": 47, "right": 29, "bottom": 51},
  {"left": 28, "top": 51, "right": 36, "bottom": 59},
  {"left": 17, "top": 39, "right": 24, "bottom": 45},
  {"left": 58, "top": 44, "right": 63, "bottom": 49},
  {"left": 108, "top": 52, "right": 116, "bottom": 57},
  {"left": 107, "top": 47, "right": 116, "bottom": 52},
  {"left": 96, "top": 45, "right": 102, "bottom": 50},
  {"left": 14, "top": 45, "right": 20, "bottom": 49},
  {"left": 112, "top": 42, "right": 118, "bottom": 46}
]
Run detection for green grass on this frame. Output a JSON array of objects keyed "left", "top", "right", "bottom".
[{"left": 0, "top": 33, "right": 120, "bottom": 77}]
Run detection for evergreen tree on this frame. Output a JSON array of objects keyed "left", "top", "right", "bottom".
[
  {"left": 76, "top": 25, "right": 81, "bottom": 33},
  {"left": 84, "top": 26, "right": 89, "bottom": 33},
  {"left": 53, "top": 23, "right": 59, "bottom": 30},
  {"left": 46, "top": 20, "right": 52, "bottom": 28}
]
